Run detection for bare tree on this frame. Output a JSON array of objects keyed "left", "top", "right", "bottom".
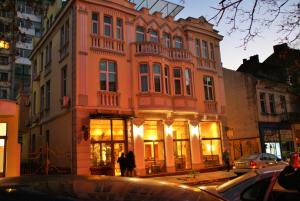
[{"left": 209, "top": 0, "right": 300, "bottom": 47}]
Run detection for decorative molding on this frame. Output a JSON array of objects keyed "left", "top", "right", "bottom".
[
  {"left": 132, "top": 118, "right": 144, "bottom": 126},
  {"left": 164, "top": 117, "right": 174, "bottom": 126}
]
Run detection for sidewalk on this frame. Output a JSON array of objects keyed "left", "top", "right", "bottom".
[{"left": 148, "top": 170, "right": 237, "bottom": 186}]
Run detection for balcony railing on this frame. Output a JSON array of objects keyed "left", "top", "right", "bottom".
[
  {"left": 204, "top": 100, "right": 217, "bottom": 113},
  {"left": 91, "top": 35, "right": 124, "bottom": 54},
  {"left": 135, "top": 41, "right": 192, "bottom": 61},
  {"left": 97, "top": 91, "right": 119, "bottom": 107}
]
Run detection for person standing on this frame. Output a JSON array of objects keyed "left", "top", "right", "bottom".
[
  {"left": 126, "top": 151, "right": 136, "bottom": 177},
  {"left": 117, "top": 153, "right": 127, "bottom": 176},
  {"left": 222, "top": 149, "right": 230, "bottom": 172}
]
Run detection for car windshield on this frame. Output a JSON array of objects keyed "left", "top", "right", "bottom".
[
  {"left": 216, "top": 171, "right": 257, "bottom": 193},
  {"left": 239, "top": 154, "right": 259, "bottom": 160}
]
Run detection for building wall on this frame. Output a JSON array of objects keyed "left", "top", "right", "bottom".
[{"left": 0, "top": 100, "right": 20, "bottom": 177}]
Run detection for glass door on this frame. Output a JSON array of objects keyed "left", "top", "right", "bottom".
[{"left": 0, "top": 139, "right": 5, "bottom": 175}]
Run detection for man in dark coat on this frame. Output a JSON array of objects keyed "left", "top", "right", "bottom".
[
  {"left": 117, "top": 153, "right": 127, "bottom": 176},
  {"left": 126, "top": 151, "right": 136, "bottom": 177}
]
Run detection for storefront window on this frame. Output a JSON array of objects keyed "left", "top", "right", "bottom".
[
  {"left": 0, "top": 123, "right": 7, "bottom": 175},
  {"left": 90, "top": 119, "right": 126, "bottom": 176},
  {"left": 144, "top": 121, "right": 165, "bottom": 174},
  {"left": 200, "top": 122, "right": 222, "bottom": 166},
  {"left": 172, "top": 121, "right": 191, "bottom": 170}
]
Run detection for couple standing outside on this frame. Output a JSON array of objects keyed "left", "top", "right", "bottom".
[{"left": 117, "top": 151, "right": 136, "bottom": 177}]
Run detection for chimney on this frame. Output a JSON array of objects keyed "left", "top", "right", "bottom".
[
  {"left": 273, "top": 43, "right": 288, "bottom": 53},
  {"left": 250, "top": 55, "right": 259, "bottom": 63}
]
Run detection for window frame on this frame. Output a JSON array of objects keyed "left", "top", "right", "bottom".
[
  {"left": 164, "top": 65, "right": 170, "bottom": 94},
  {"left": 269, "top": 94, "right": 276, "bottom": 114},
  {"left": 173, "top": 68, "right": 183, "bottom": 95},
  {"left": 61, "top": 66, "right": 67, "bottom": 97},
  {"left": 116, "top": 18, "right": 123, "bottom": 40},
  {"left": 92, "top": 12, "right": 99, "bottom": 34},
  {"left": 174, "top": 36, "right": 183, "bottom": 49},
  {"left": 210, "top": 42, "right": 215, "bottom": 61},
  {"left": 104, "top": 15, "right": 113, "bottom": 37},
  {"left": 203, "top": 76, "right": 215, "bottom": 100},
  {"left": 202, "top": 40, "right": 208, "bottom": 59},
  {"left": 136, "top": 26, "right": 145, "bottom": 42},
  {"left": 45, "top": 80, "right": 51, "bottom": 111},
  {"left": 99, "top": 60, "right": 117, "bottom": 92},
  {"left": 185, "top": 68, "right": 192, "bottom": 96},
  {"left": 149, "top": 30, "right": 158, "bottom": 42},
  {"left": 153, "top": 63, "right": 162, "bottom": 93},
  {"left": 260, "top": 92, "right": 267, "bottom": 114},
  {"left": 139, "top": 63, "right": 150, "bottom": 92}
]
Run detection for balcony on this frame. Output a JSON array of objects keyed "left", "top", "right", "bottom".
[
  {"left": 97, "top": 91, "right": 120, "bottom": 107},
  {"left": 0, "top": 81, "right": 10, "bottom": 87},
  {"left": 204, "top": 100, "right": 217, "bottom": 113},
  {"left": 135, "top": 42, "right": 192, "bottom": 62},
  {"left": 280, "top": 112, "right": 300, "bottom": 122},
  {"left": 91, "top": 35, "right": 124, "bottom": 54},
  {"left": 137, "top": 93, "right": 197, "bottom": 111}
]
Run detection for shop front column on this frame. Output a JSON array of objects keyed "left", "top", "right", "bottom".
[
  {"left": 132, "top": 118, "right": 146, "bottom": 176},
  {"left": 164, "top": 124, "right": 175, "bottom": 173},
  {"left": 190, "top": 122, "right": 203, "bottom": 169}
]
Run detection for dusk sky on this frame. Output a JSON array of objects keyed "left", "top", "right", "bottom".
[{"left": 172, "top": 0, "right": 300, "bottom": 70}]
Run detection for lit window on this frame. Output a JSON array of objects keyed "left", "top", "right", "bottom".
[
  {"left": 100, "top": 60, "right": 117, "bottom": 92},
  {"left": 0, "top": 40, "right": 9, "bottom": 49},
  {"left": 173, "top": 68, "right": 182, "bottom": 95},
  {"left": 139, "top": 64, "right": 149, "bottom": 92},
  {"left": 203, "top": 76, "right": 214, "bottom": 100}
]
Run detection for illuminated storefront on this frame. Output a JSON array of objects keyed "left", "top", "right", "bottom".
[
  {"left": 0, "top": 123, "right": 7, "bottom": 176},
  {"left": 172, "top": 121, "right": 191, "bottom": 170},
  {"left": 200, "top": 122, "right": 222, "bottom": 166}
]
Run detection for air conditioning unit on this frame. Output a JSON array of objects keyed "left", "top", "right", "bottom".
[{"left": 61, "top": 96, "right": 70, "bottom": 108}]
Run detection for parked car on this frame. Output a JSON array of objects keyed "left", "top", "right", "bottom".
[
  {"left": 0, "top": 175, "right": 225, "bottom": 201},
  {"left": 200, "top": 164, "right": 300, "bottom": 201},
  {"left": 232, "top": 153, "right": 287, "bottom": 175}
]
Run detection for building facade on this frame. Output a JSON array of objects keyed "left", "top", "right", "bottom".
[
  {"left": 28, "top": 0, "right": 226, "bottom": 176},
  {"left": 0, "top": 0, "right": 42, "bottom": 99},
  {"left": 0, "top": 99, "right": 21, "bottom": 177}
]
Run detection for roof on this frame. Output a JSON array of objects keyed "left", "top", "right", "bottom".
[{"left": 128, "top": 0, "right": 184, "bottom": 18}]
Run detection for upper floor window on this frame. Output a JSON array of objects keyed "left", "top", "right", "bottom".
[
  {"left": 269, "top": 94, "right": 276, "bottom": 114},
  {"left": 136, "top": 26, "right": 145, "bottom": 42},
  {"left": 174, "top": 36, "right": 183, "bottom": 48},
  {"left": 40, "top": 85, "right": 44, "bottom": 112},
  {"left": 40, "top": 51, "right": 44, "bottom": 70},
  {"left": 0, "top": 56, "right": 8, "bottom": 65},
  {"left": 173, "top": 68, "right": 182, "bottom": 95},
  {"left": 195, "top": 39, "right": 201, "bottom": 65},
  {"left": 280, "top": 95, "right": 287, "bottom": 113},
  {"left": 0, "top": 72, "right": 8, "bottom": 82},
  {"left": 203, "top": 76, "right": 214, "bottom": 100},
  {"left": 104, "top": 15, "right": 113, "bottom": 37},
  {"left": 92, "top": 12, "right": 99, "bottom": 34},
  {"left": 149, "top": 30, "right": 158, "bottom": 42},
  {"left": 46, "top": 80, "right": 51, "bottom": 110},
  {"left": 202, "top": 40, "right": 208, "bottom": 58},
  {"left": 45, "top": 41, "right": 52, "bottom": 66},
  {"left": 185, "top": 69, "right": 192, "bottom": 96},
  {"left": 164, "top": 66, "right": 170, "bottom": 94},
  {"left": 260, "top": 92, "right": 267, "bottom": 114},
  {"left": 100, "top": 60, "right": 117, "bottom": 92},
  {"left": 139, "top": 63, "right": 149, "bottom": 92},
  {"left": 153, "top": 64, "right": 162, "bottom": 92},
  {"left": 116, "top": 18, "right": 123, "bottom": 40},
  {"left": 61, "top": 66, "right": 67, "bottom": 97},
  {"left": 16, "top": 48, "right": 31, "bottom": 58},
  {"left": 163, "top": 33, "right": 171, "bottom": 48},
  {"left": 33, "top": 91, "right": 36, "bottom": 115},
  {"left": 0, "top": 89, "right": 7, "bottom": 99},
  {"left": 210, "top": 43, "right": 215, "bottom": 61}
]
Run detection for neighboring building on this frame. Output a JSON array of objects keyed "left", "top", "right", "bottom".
[
  {"left": 28, "top": 0, "right": 226, "bottom": 176},
  {"left": 0, "top": 1, "right": 42, "bottom": 99},
  {"left": 223, "top": 68, "right": 260, "bottom": 161},
  {"left": 0, "top": 99, "right": 21, "bottom": 177},
  {"left": 225, "top": 44, "right": 300, "bottom": 160}
]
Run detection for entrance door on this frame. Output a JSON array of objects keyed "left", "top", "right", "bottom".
[{"left": 0, "top": 139, "right": 5, "bottom": 175}]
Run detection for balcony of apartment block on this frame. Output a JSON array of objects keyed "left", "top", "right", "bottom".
[
  {"left": 97, "top": 91, "right": 120, "bottom": 108},
  {"left": 204, "top": 100, "right": 218, "bottom": 114},
  {"left": 16, "top": 41, "right": 33, "bottom": 50},
  {"left": 0, "top": 80, "right": 11, "bottom": 88},
  {"left": 195, "top": 56, "right": 217, "bottom": 71},
  {"left": 137, "top": 93, "right": 197, "bottom": 112},
  {"left": 90, "top": 35, "right": 125, "bottom": 55},
  {"left": 134, "top": 41, "right": 192, "bottom": 62}
]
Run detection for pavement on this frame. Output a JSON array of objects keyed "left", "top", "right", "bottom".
[{"left": 148, "top": 170, "right": 237, "bottom": 186}]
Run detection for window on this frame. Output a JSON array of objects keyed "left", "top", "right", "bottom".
[
  {"left": 203, "top": 76, "right": 214, "bottom": 100},
  {"left": 16, "top": 48, "right": 31, "bottom": 58},
  {"left": 46, "top": 130, "right": 50, "bottom": 147},
  {"left": 40, "top": 85, "right": 44, "bottom": 112},
  {"left": 202, "top": 40, "right": 208, "bottom": 58},
  {"left": 33, "top": 91, "right": 36, "bottom": 115},
  {"left": 260, "top": 92, "right": 267, "bottom": 114},
  {"left": 210, "top": 43, "right": 215, "bottom": 60},
  {"left": 104, "top": 16, "right": 112, "bottom": 37},
  {"left": 41, "top": 51, "right": 44, "bottom": 70},
  {"left": 164, "top": 66, "right": 170, "bottom": 94},
  {"left": 31, "top": 134, "right": 36, "bottom": 153},
  {"left": 185, "top": 69, "right": 192, "bottom": 96},
  {"left": 139, "top": 64, "right": 149, "bottom": 92},
  {"left": 116, "top": 18, "right": 123, "bottom": 40},
  {"left": 0, "top": 89, "right": 7, "bottom": 99},
  {"left": 61, "top": 66, "right": 67, "bottom": 97},
  {"left": 163, "top": 33, "right": 171, "bottom": 48},
  {"left": 269, "top": 94, "right": 276, "bottom": 114},
  {"left": 195, "top": 39, "right": 201, "bottom": 65},
  {"left": 136, "top": 26, "right": 145, "bottom": 42},
  {"left": 149, "top": 30, "right": 158, "bottom": 42},
  {"left": 0, "top": 22, "right": 9, "bottom": 33},
  {"left": 46, "top": 80, "right": 50, "bottom": 110},
  {"left": 153, "top": 64, "right": 162, "bottom": 92},
  {"left": 65, "top": 20, "right": 69, "bottom": 43},
  {"left": 45, "top": 42, "right": 52, "bottom": 65},
  {"left": 0, "top": 72, "right": 8, "bottom": 81},
  {"left": 60, "top": 25, "right": 65, "bottom": 48},
  {"left": 92, "top": 12, "right": 99, "bottom": 34},
  {"left": 174, "top": 36, "right": 182, "bottom": 48},
  {"left": 173, "top": 68, "right": 182, "bottom": 95},
  {"left": 99, "top": 60, "right": 117, "bottom": 92},
  {"left": 60, "top": 20, "right": 69, "bottom": 58},
  {"left": 280, "top": 95, "right": 287, "bottom": 113},
  {"left": 0, "top": 56, "right": 8, "bottom": 65}
]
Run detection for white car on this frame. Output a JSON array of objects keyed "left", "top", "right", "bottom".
[{"left": 200, "top": 164, "right": 300, "bottom": 201}]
